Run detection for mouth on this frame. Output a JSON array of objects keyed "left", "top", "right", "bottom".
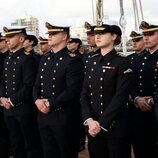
[{"left": 96, "top": 40, "right": 101, "bottom": 43}]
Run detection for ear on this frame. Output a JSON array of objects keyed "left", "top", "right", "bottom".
[
  {"left": 76, "top": 42, "right": 79, "bottom": 47},
  {"left": 30, "top": 40, "right": 34, "bottom": 46},
  {"left": 62, "top": 33, "right": 68, "bottom": 41},
  {"left": 112, "top": 34, "right": 117, "bottom": 41},
  {"left": 19, "top": 35, "right": 25, "bottom": 43}
]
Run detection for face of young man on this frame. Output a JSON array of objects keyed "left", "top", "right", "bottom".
[
  {"left": 48, "top": 32, "right": 67, "bottom": 48},
  {"left": 87, "top": 34, "right": 96, "bottom": 47},
  {"left": 6, "top": 34, "right": 25, "bottom": 51},
  {"left": 0, "top": 40, "right": 7, "bottom": 51},
  {"left": 67, "top": 42, "right": 78, "bottom": 52},
  {"left": 95, "top": 33, "right": 116, "bottom": 48},
  {"left": 132, "top": 38, "right": 145, "bottom": 52},
  {"left": 40, "top": 43, "right": 50, "bottom": 53},
  {"left": 143, "top": 31, "right": 158, "bottom": 50}
]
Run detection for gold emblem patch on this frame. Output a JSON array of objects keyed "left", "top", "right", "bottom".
[{"left": 123, "top": 68, "right": 133, "bottom": 74}]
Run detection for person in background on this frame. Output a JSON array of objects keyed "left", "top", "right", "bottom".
[
  {"left": 39, "top": 36, "right": 51, "bottom": 56},
  {"left": 0, "top": 33, "right": 10, "bottom": 58},
  {"left": 131, "top": 21, "right": 158, "bottom": 158},
  {"left": 0, "top": 32, "right": 9, "bottom": 158},
  {"left": 23, "top": 33, "right": 41, "bottom": 69},
  {"left": 67, "top": 37, "right": 83, "bottom": 59},
  {"left": 83, "top": 22, "right": 98, "bottom": 70},
  {"left": 128, "top": 30, "right": 146, "bottom": 66}
]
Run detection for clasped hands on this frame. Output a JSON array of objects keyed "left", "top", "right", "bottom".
[
  {"left": 0, "top": 97, "right": 12, "bottom": 109},
  {"left": 135, "top": 96, "right": 153, "bottom": 112},
  {"left": 87, "top": 118, "right": 101, "bottom": 137},
  {"left": 35, "top": 99, "right": 50, "bottom": 114}
]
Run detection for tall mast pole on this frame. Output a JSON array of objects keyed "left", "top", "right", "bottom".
[
  {"left": 139, "top": 0, "right": 144, "bottom": 21},
  {"left": 96, "top": 0, "right": 103, "bottom": 25},
  {"left": 91, "top": 0, "right": 95, "bottom": 24},
  {"left": 119, "top": 0, "right": 127, "bottom": 54}
]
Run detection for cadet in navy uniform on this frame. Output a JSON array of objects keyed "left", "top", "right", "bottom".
[
  {"left": 39, "top": 36, "right": 51, "bottom": 56},
  {"left": 81, "top": 21, "right": 133, "bottom": 158},
  {"left": 0, "top": 35, "right": 4, "bottom": 79},
  {"left": 38, "top": 36, "right": 52, "bottom": 69},
  {"left": 0, "top": 26, "right": 42, "bottom": 158},
  {"left": 33, "top": 22, "right": 84, "bottom": 158},
  {"left": 0, "top": 33, "right": 10, "bottom": 158},
  {"left": 67, "top": 37, "right": 84, "bottom": 59},
  {"left": 23, "top": 34, "right": 41, "bottom": 69},
  {"left": 0, "top": 33, "right": 10, "bottom": 58},
  {"left": 131, "top": 21, "right": 158, "bottom": 158},
  {"left": 67, "top": 37, "right": 86, "bottom": 151},
  {"left": 83, "top": 22, "right": 98, "bottom": 70},
  {"left": 128, "top": 31, "right": 146, "bottom": 67}
]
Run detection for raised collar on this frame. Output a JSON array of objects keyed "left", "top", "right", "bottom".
[{"left": 98, "top": 48, "right": 117, "bottom": 63}]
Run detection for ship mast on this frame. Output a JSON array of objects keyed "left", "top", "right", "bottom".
[
  {"left": 119, "top": 0, "right": 127, "bottom": 54},
  {"left": 132, "top": 0, "right": 144, "bottom": 31},
  {"left": 95, "top": 0, "right": 104, "bottom": 25}
]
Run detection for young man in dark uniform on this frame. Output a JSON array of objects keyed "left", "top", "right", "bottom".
[
  {"left": 33, "top": 22, "right": 84, "bottom": 158},
  {"left": 0, "top": 33, "right": 9, "bottom": 158},
  {"left": 38, "top": 36, "right": 52, "bottom": 72},
  {"left": 0, "top": 33, "right": 10, "bottom": 58},
  {"left": 83, "top": 22, "right": 98, "bottom": 70},
  {"left": 128, "top": 31, "right": 146, "bottom": 66},
  {"left": 0, "top": 26, "right": 42, "bottom": 158},
  {"left": 127, "top": 30, "right": 147, "bottom": 156},
  {"left": 39, "top": 36, "right": 51, "bottom": 57},
  {"left": 131, "top": 21, "right": 158, "bottom": 158}
]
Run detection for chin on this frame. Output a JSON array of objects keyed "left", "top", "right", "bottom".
[{"left": 96, "top": 43, "right": 102, "bottom": 47}]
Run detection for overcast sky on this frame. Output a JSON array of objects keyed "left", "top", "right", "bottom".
[{"left": 0, "top": 0, "right": 157, "bottom": 36}]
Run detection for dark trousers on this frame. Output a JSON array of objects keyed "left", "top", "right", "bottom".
[
  {"left": 4, "top": 114, "right": 43, "bottom": 158},
  {"left": 131, "top": 110, "right": 158, "bottom": 158},
  {"left": 39, "top": 125, "right": 78, "bottom": 158},
  {"left": 132, "top": 126, "right": 158, "bottom": 158},
  {"left": 0, "top": 111, "right": 9, "bottom": 158},
  {"left": 87, "top": 132, "right": 131, "bottom": 158}
]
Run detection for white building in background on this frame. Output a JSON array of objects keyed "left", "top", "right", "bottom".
[
  {"left": 11, "top": 13, "right": 39, "bottom": 37},
  {"left": 70, "top": 26, "right": 86, "bottom": 39}
]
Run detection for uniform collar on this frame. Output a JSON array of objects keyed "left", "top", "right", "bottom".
[
  {"left": 146, "top": 49, "right": 158, "bottom": 59},
  {"left": 151, "top": 49, "right": 158, "bottom": 58},
  {"left": 98, "top": 48, "right": 117, "bottom": 63},
  {"left": 11, "top": 48, "right": 24, "bottom": 58},
  {"left": 44, "top": 51, "right": 52, "bottom": 56},
  {"left": 137, "top": 49, "right": 146, "bottom": 56},
  {"left": 29, "top": 49, "right": 35, "bottom": 54},
  {"left": 52, "top": 46, "right": 68, "bottom": 59}
]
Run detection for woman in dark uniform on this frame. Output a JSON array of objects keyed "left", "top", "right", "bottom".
[{"left": 81, "top": 21, "right": 133, "bottom": 158}]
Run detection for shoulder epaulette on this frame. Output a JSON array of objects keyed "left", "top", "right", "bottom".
[
  {"left": 116, "top": 52, "right": 126, "bottom": 57},
  {"left": 69, "top": 52, "right": 76, "bottom": 57},
  {"left": 35, "top": 52, "right": 40, "bottom": 55},
  {"left": 24, "top": 51, "right": 30, "bottom": 55},
  {"left": 91, "top": 53, "right": 100, "bottom": 58}
]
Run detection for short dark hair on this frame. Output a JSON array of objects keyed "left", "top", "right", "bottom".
[{"left": 25, "top": 35, "right": 38, "bottom": 47}]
